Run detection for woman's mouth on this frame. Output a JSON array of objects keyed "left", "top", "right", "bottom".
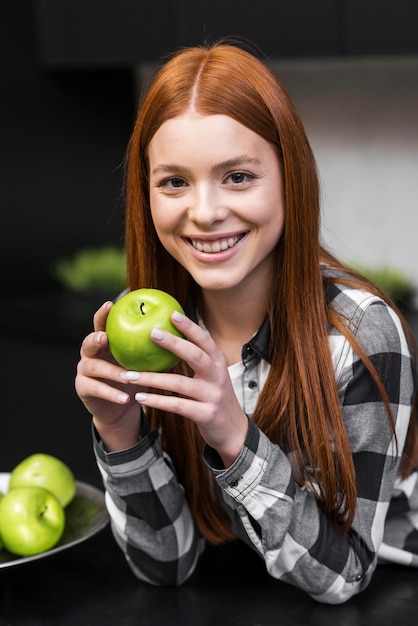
[{"left": 189, "top": 234, "right": 246, "bottom": 253}]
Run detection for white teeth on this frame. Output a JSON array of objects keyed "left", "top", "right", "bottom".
[{"left": 191, "top": 235, "right": 242, "bottom": 253}]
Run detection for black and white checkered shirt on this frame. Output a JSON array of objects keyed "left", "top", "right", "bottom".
[{"left": 94, "top": 271, "right": 417, "bottom": 604}]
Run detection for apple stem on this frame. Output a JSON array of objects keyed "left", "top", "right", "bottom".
[{"left": 140, "top": 302, "right": 146, "bottom": 316}]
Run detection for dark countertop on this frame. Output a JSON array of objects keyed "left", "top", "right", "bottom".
[{"left": 1, "top": 523, "right": 417, "bottom": 626}]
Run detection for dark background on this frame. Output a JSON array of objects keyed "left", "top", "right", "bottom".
[
  {"left": 1, "top": 4, "right": 418, "bottom": 624},
  {"left": 3, "top": 0, "right": 418, "bottom": 297},
  {"left": 1, "top": 0, "right": 418, "bottom": 482}
]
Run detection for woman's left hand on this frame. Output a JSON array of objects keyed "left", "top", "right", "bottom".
[{"left": 130, "top": 311, "right": 249, "bottom": 467}]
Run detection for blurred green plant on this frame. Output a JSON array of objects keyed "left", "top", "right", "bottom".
[
  {"left": 52, "top": 246, "right": 126, "bottom": 293},
  {"left": 351, "top": 264, "right": 415, "bottom": 306}
]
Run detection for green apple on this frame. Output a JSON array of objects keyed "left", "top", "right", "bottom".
[
  {"left": 0, "top": 486, "right": 65, "bottom": 556},
  {"left": 106, "top": 288, "right": 185, "bottom": 372},
  {"left": 0, "top": 492, "right": 3, "bottom": 550},
  {"left": 9, "top": 453, "right": 76, "bottom": 508}
]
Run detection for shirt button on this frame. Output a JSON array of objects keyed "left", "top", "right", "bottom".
[
  {"left": 248, "top": 380, "right": 258, "bottom": 390},
  {"left": 245, "top": 345, "right": 253, "bottom": 354}
]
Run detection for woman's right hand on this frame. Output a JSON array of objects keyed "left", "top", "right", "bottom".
[{"left": 75, "top": 301, "right": 144, "bottom": 452}]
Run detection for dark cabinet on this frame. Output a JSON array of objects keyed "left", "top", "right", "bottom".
[
  {"left": 345, "top": 0, "right": 418, "bottom": 55},
  {"left": 34, "top": 0, "right": 418, "bottom": 69}
]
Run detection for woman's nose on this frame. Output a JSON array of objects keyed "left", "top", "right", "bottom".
[{"left": 188, "top": 186, "right": 227, "bottom": 227}]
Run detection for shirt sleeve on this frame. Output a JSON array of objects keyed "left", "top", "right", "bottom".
[
  {"left": 93, "top": 418, "right": 205, "bottom": 586},
  {"left": 204, "top": 300, "right": 415, "bottom": 604}
]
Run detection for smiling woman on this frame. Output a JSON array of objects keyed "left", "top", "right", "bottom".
[
  {"left": 75, "top": 41, "right": 418, "bottom": 604},
  {"left": 148, "top": 113, "right": 284, "bottom": 298}
]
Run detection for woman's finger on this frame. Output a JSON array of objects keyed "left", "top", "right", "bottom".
[
  {"left": 76, "top": 374, "right": 132, "bottom": 406},
  {"left": 130, "top": 370, "right": 219, "bottom": 404},
  {"left": 170, "top": 312, "right": 221, "bottom": 359},
  {"left": 149, "top": 314, "right": 224, "bottom": 377},
  {"left": 80, "top": 329, "right": 109, "bottom": 357},
  {"left": 91, "top": 300, "right": 113, "bottom": 332},
  {"left": 134, "top": 390, "right": 215, "bottom": 423}
]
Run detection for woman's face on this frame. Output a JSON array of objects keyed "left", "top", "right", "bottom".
[{"left": 148, "top": 112, "right": 285, "bottom": 296}]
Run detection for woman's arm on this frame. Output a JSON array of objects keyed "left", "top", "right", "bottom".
[
  {"left": 204, "top": 300, "right": 415, "bottom": 604},
  {"left": 75, "top": 303, "right": 205, "bottom": 584},
  {"left": 94, "top": 419, "right": 205, "bottom": 585}
]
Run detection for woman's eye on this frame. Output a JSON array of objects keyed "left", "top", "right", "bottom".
[
  {"left": 158, "top": 177, "right": 186, "bottom": 189},
  {"left": 168, "top": 177, "right": 186, "bottom": 188},
  {"left": 228, "top": 172, "right": 250, "bottom": 184}
]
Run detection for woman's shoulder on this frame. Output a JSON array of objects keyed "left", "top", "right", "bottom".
[
  {"left": 322, "top": 265, "right": 411, "bottom": 365},
  {"left": 322, "top": 266, "right": 414, "bottom": 386},
  {"left": 321, "top": 265, "right": 388, "bottom": 326}
]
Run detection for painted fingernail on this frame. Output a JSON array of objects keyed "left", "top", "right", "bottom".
[
  {"left": 151, "top": 328, "right": 165, "bottom": 341},
  {"left": 120, "top": 371, "right": 141, "bottom": 381},
  {"left": 135, "top": 392, "right": 148, "bottom": 402},
  {"left": 117, "top": 393, "right": 130, "bottom": 403},
  {"left": 172, "top": 310, "right": 185, "bottom": 322}
]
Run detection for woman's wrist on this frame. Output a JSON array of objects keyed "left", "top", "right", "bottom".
[
  {"left": 212, "top": 414, "right": 249, "bottom": 469},
  {"left": 93, "top": 410, "right": 142, "bottom": 453}
]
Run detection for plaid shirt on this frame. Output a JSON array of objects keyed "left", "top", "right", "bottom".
[{"left": 94, "top": 273, "right": 418, "bottom": 604}]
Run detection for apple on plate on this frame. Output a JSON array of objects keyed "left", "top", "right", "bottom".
[
  {"left": 0, "top": 492, "right": 3, "bottom": 550},
  {"left": 0, "top": 486, "right": 65, "bottom": 556},
  {"left": 9, "top": 453, "right": 76, "bottom": 508},
  {"left": 106, "top": 288, "right": 185, "bottom": 372}
]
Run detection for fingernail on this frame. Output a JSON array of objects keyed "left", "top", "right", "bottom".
[
  {"left": 151, "top": 328, "right": 165, "bottom": 341},
  {"left": 117, "top": 393, "right": 130, "bottom": 403},
  {"left": 121, "top": 371, "right": 141, "bottom": 381},
  {"left": 96, "top": 332, "right": 104, "bottom": 344},
  {"left": 172, "top": 310, "right": 185, "bottom": 323},
  {"left": 135, "top": 392, "right": 148, "bottom": 403}
]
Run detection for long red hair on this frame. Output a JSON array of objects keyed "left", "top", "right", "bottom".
[{"left": 124, "top": 42, "right": 418, "bottom": 542}]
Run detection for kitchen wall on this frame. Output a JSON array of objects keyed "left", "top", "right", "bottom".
[{"left": 270, "top": 56, "right": 418, "bottom": 291}]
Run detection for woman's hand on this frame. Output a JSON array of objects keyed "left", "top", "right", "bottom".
[
  {"left": 132, "top": 311, "right": 249, "bottom": 467},
  {"left": 75, "top": 301, "right": 145, "bottom": 452}
]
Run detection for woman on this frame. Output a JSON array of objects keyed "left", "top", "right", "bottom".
[{"left": 75, "top": 42, "right": 418, "bottom": 604}]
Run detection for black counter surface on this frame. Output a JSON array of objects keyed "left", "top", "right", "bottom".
[{"left": 1, "top": 523, "right": 417, "bottom": 625}]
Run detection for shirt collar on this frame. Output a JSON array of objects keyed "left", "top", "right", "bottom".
[
  {"left": 241, "top": 315, "right": 271, "bottom": 365},
  {"left": 188, "top": 302, "right": 271, "bottom": 365}
]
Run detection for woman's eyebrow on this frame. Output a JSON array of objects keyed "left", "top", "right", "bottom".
[
  {"left": 151, "top": 156, "right": 261, "bottom": 176},
  {"left": 211, "top": 156, "right": 262, "bottom": 172},
  {"left": 151, "top": 163, "right": 192, "bottom": 176}
]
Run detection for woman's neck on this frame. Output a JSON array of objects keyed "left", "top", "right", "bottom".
[{"left": 199, "top": 286, "right": 268, "bottom": 366}]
